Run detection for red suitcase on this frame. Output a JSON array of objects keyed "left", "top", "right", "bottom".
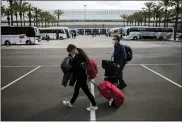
[{"left": 90, "top": 80, "right": 125, "bottom": 108}]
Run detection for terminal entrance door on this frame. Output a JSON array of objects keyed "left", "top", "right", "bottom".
[
  {"left": 78, "top": 29, "right": 84, "bottom": 35},
  {"left": 85, "top": 29, "right": 91, "bottom": 35},
  {"left": 100, "top": 29, "right": 106, "bottom": 35}
]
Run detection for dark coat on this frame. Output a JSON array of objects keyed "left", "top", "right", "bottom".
[
  {"left": 69, "top": 53, "right": 88, "bottom": 84},
  {"left": 61, "top": 55, "right": 76, "bottom": 87},
  {"left": 113, "top": 43, "right": 126, "bottom": 67}
]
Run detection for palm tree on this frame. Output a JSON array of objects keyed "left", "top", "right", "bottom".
[
  {"left": 12, "top": 1, "right": 19, "bottom": 26},
  {"left": 2, "top": 6, "right": 11, "bottom": 26},
  {"left": 5, "top": 8, "right": 11, "bottom": 26},
  {"left": 132, "top": 12, "right": 138, "bottom": 26},
  {"left": 121, "top": 14, "right": 127, "bottom": 26},
  {"left": 153, "top": 2, "right": 164, "bottom": 27},
  {"left": 27, "top": 3, "right": 33, "bottom": 26},
  {"left": 54, "top": 9, "right": 64, "bottom": 26},
  {"left": 161, "top": 0, "right": 171, "bottom": 27},
  {"left": 138, "top": 11, "right": 144, "bottom": 26},
  {"left": 144, "top": 2, "right": 155, "bottom": 26},
  {"left": 39, "top": 11, "right": 45, "bottom": 28},
  {"left": 1, "top": 5, "right": 6, "bottom": 17},
  {"left": 16, "top": 1, "right": 28, "bottom": 26},
  {"left": 8, "top": 0, "right": 14, "bottom": 26},
  {"left": 142, "top": 8, "right": 148, "bottom": 26},
  {"left": 33, "top": 7, "right": 42, "bottom": 27},
  {"left": 171, "top": 0, "right": 182, "bottom": 40}
]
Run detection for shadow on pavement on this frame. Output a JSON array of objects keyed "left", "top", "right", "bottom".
[
  {"left": 96, "top": 101, "right": 119, "bottom": 118},
  {"left": 26, "top": 101, "right": 90, "bottom": 121}
]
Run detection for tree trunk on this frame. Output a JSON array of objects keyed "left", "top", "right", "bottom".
[
  {"left": 138, "top": 21, "right": 140, "bottom": 26},
  {"left": 34, "top": 18, "right": 35, "bottom": 26},
  {"left": 166, "top": 13, "right": 169, "bottom": 27},
  {"left": 19, "top": 12, "right": 22, "bottom": 27},
  {"left": 155, "top": 16, "right": 158, "bottom": 27},
  {"left": 164, "top": 8, "right": 167, "bottom": 27},
  {"left": 15, "top": 14, "right": 18, "bottom": 26},
  {"left": 23, "top": 13, "right": 25, "bottom": 26},
  {"left": 9, "top": 0, "right": 13, "bottom": 26},
  {"left": 144, "top": 16, "right": 147, "bottom": 26},
  {"left": 148, "top": 12, "right": 150, "bottom": 26},
  {"left": 174, "top": 4, "right": 180, "bottom": 41},
  {"left": 41, "top": 20, "right": 43, "bottom": 28},
  {"left": 153, "top": 17, "right": 155, "bottom": 27},
  {"left": 45, "top": 18, "right": 46, "bottom": 28},
  {"left": 28, "top": 12, "right": 32, "bottom": 26},
  {"left": 7, "top": 16, "right": 10, "bottom": 26},
  {"left": 159, "top": 18, "right": 161, "bottom": 27}
]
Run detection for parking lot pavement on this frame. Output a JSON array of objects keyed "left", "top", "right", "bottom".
[
  {"left": 1, "top": 36, "right": 182, "bottom": 121},
  {"left": 95, "top": 65, "right": 182, "bottom": 121}
]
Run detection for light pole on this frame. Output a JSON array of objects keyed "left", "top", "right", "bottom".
[{"left": 84, "top": 5, "right": 87, "bottom": 35}]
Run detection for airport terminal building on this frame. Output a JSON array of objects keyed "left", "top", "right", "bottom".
[{"left": 1, "top": 9, "right": 182, "bottom": 34}]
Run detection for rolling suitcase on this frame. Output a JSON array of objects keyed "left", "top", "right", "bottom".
[{"left": 90, "top": 80, "right": 125, "bottom": 108}]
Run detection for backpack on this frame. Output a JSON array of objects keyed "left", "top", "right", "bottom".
[
  {"left": 123, "top": 45, "right": 133, "bottom": 62},
  {"left": 87, "top": 58, "right": 98, "bottom": 80}
]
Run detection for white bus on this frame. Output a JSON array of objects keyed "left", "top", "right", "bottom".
[
  {"left": 110, "top": 27, "right": 123, "bottom": 36},
  {"left": 122, "top": 26, "right": 174, "bottom": 40},
  {"left": 39, "top": 27, "right": 70, "bottom": 40},
  {"left": 1, "top": 26, "right": 40, "bottom": 45}
]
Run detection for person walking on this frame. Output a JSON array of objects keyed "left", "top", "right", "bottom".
[
  {"left": 73, "top": 32, "right": 76, "bottom": 39},
  {"left": 63, "top": 44, "right": 98, "bottom": 111},
  {"left": 112, "top": 35, "right": 127, "bottom": 89}
]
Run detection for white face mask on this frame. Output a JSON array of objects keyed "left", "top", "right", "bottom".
[{"left": 112, "top": 40, "right": 115, "bottom": 45}]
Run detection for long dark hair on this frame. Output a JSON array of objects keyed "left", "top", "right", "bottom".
[
  {"left": 66, "top": 44, "right": 89, "bottom": 62},
  {"left": 77, "top": 48, "right": 89, "bottom": 62}
]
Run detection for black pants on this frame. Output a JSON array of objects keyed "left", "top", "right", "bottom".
[
  {"left": 116, "top": 64, "right": 127, "bottom": 88},
  {"left": 70, "top": 81, "right": 97, "bottom": 106}
]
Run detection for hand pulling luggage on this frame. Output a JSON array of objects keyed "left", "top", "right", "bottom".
[{"left": 89, "top": 80, "right": 125, "bottom": 108}]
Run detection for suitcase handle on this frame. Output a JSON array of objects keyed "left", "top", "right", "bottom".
[{"left": 89, "top": 79, "right": 100, "bottom": 90}]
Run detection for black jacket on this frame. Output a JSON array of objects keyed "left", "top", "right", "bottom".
[
  {"left": 113, "top": 43, "right": 126, "bottom": 67},
  {"left": 61, "top": 55, "right": 76, "bottom": 87},
  {"left": 70, "top": 53, "right": 88, "bottom": 83}
]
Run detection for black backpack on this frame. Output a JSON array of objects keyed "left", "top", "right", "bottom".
[{"left": 123, "top": 45, "right": 133, "bottom": 62}]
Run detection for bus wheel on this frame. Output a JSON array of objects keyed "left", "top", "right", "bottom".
[
  {"left": 26, "top": 40, "right": 31, "bottom": 45},
  {"left": 5, "top": 40, "right": 11, "bottom": 45},
  {"left": 60, "top": 37, "right": 64, "bottom": 40},
  {"left": 133, "top": 36, "right": 138, "bottom": 40},
  {"left": 159, "top": 37, "right": 163, "bottom": 41}
]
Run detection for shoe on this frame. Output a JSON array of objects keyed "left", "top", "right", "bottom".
[
  {"left": 109, "top": 98, "right": 114, "bottom": 106},
  {"left": 86, "top": 105, "right": 98, "bottom": 111},
  {"left": 63, "top": 100, "right": 73, "bottom": 108}
]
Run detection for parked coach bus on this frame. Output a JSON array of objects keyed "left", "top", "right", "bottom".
[
  {"left": 1, "top": 26, "right": 40, "bottom": 45},
  {"left": 110, "top": 27, "right": 123, "bottom": 37},
  {"left": 39, "top": 27, "right": 70, "bottom": 40},
  {"left": 122, "top": 26, "right": 174, "bottom": 41}
]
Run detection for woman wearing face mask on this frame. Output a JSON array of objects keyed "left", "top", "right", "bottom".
[{"left": 63, "top": 44, "right": 98, "bottom": 111}]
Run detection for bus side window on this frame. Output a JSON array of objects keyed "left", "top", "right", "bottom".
[{"left": 60, "top": 29, "right": 65, "bottom": 33}]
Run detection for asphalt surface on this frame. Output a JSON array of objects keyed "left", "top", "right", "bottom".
[{"left": 1, "top": 36, "right": 182, "bottom": 121}]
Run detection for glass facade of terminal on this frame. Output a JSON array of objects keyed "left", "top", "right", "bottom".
[{"left": 52, "top": 9, "right": 136, "bottom": 20}]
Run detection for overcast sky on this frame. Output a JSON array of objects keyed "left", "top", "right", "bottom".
[{"left": 1, "top": 1, "right": 157, "bottom": 10}]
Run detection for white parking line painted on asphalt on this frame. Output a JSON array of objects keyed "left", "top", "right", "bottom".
[
  {"left": 141, "top": 64, "right": 182, "bottom": 88},
  {"left": 90, "top": 79, "right": 96, "bottom": 121},
  {"left": 1, "top": 66, "right": 41, "bottom": 90},
  {"left": 1, "top": 63, "right": 181, "bottom": 68}
]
